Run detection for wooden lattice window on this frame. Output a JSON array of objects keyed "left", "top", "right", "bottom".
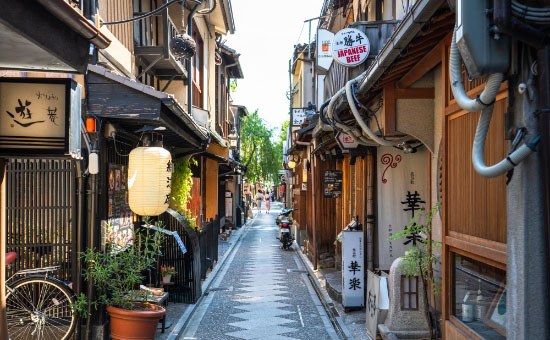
[{"left": 401, "top": 275, "right": 419, "bottom": 310}]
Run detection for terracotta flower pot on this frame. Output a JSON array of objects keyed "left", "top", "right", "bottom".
[{"left": 107, "top": 303, "right": 166, "bottom": 340}]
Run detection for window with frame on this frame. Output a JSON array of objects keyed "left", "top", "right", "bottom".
[
  {"left": 401, "top": 275, "right": 419, "bottom": 310},
  {"left": 453, "top": 254, "right": 506, "bottom": 339},
  {"left": 192, "top": 24, "right": 204, "bottom": 108}
]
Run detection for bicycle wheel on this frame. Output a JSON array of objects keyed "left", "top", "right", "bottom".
[{"left": 6, "top": 276, "right": 77, "bottom": 340}]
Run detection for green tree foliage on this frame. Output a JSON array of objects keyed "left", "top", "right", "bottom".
[
  {"left": 169, "top": 157, "right": 198, "bottom": 228},
  {"left": 240, "top": 110, "right": 284, "bottom": 185}
]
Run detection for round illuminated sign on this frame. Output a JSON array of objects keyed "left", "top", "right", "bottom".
[{"left": 331, "top": 28, "right": 370, "bottom": 67}]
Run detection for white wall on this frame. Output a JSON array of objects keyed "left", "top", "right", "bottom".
[{"left": 376, "top": 146, "right": 429, "bottom": 270}]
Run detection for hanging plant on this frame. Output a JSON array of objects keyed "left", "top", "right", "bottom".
[{"left": 170, "top": 157, "right": 199, "bottom": 229}]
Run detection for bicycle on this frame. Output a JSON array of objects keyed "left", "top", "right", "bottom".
[{"left": 5, "top": 252, "right": 77, "bottom": 340}]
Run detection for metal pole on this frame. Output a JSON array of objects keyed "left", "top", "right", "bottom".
[{"left": 0, "top": 159, "right": 8, "bottom": 340}]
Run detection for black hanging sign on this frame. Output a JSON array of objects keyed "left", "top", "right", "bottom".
[{"left": 324, "top": 170, "right": 343, "bottom": 198}]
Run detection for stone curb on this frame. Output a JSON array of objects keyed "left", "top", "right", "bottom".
[
  {"left": 167, "top": 218, "right": 253, "bottom": 339},
  {"left": 294, "top": 245, "right": 354, "bottom": 340}
]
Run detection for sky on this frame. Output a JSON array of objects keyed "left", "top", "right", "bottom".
[{"left": 225, "top": 0, "right": 326, "bottom": 132}]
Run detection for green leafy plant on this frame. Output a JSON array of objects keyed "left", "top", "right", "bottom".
[
  {"left": 170, "top": 157, "right": 198, "bottom": 229},
  {"left": 389, "top": 202, "right": 441, "bottom": 339},
  {"left": 160, "top": 265, "right": 176, "bottom": 276},
  {"left": 78, "top": 222, "right": 165, "bottom": 313}
]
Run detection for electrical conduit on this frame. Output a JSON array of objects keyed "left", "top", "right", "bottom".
[
  {"left": 345, "top": 79, "right": 393, "bottom": 146},
  {"left": 450, "top": 27, "right": 539, "bottom": 177},
  {"left": 326, "top": 82, "right": 370, "bottom": 145}
]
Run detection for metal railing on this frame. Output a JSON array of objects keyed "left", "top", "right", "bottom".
[
  {"left": 157, "top": 209, "right": 202, "bottom": 303},
  {"left": 198, "top": 218, "right": 220, "bottom": 279}
]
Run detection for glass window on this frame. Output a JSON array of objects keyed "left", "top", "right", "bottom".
[{"left": 453, "top": 254, "right": 506, "bottom": 339}]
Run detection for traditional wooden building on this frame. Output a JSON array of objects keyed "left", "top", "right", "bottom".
[{"left": 289, "top": 0, "right": 550, "bottom": 338}]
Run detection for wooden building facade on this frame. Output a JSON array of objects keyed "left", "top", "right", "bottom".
[{"left": 286, "top": 0, "right": 550, "bottom": 338}]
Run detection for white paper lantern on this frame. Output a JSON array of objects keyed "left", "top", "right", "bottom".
[{"left": 128, "top": 146, "right": 172, "bottom": 216}]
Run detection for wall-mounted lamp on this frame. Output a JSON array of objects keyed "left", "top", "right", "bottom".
[
  {"left": 287, "top": 154, "right": 301, "bottom": 169},
  {"left": 85, "top": 117, "right": 97, "bottom": 133},
  {"left": 228, "top": 131, "right": 238, "bottom": 150},
  {"left": 395, "top": 141, "right": 423, "bottom": 154}
]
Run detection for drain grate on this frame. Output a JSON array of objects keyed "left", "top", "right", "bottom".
[
  {"left": 287, "top": 269, "right": 307, "bottom": 273},
  {"left": 204, "top": 287, "right": 232, "bottom": 295}
]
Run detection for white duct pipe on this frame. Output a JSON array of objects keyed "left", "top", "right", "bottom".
[
  {"left": 327, "top": 87, "right": 372, "bottom": 145},
  {"left": 449, "top": 30, "right": 503, "bottom": 112},
  {"left": 450, "top": 27, "right": 539, "bottom": 177},
  {"left": 345, "top": 80, "right": 393, "bottom": 146}
]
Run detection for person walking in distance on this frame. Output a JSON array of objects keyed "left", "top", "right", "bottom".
[
  {"left": 265, "top": 190, "right": 271, "bottom": 213},
  {"left": 255, "top": 189, "right": 264, "bottom": 214}
]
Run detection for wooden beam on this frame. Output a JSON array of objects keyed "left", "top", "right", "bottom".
[
  {"left": 398, "top": 34, "right": 451, "bottom": 88},
  {"left": 395, "top": 87, "right": 435, "bottom": 99},
  {"left": 398, "top": 48, "right": 441, "bottom": 88},
  {"left": 383, "top": 83, "right": 396, "bottom": 135}
]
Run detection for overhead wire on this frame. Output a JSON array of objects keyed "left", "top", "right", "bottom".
[{"left": 102, "top": 0, "right": 183, "bottom": 25}]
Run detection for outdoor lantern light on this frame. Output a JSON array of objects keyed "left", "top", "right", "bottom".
[
  {"left": 128, "top": 145, "right": 172, "bottom": 216},
  {"left": 228, "top": 131, "right": 238, "bottom": 150},
  {"left": 170, "top": 32, "right": 196, "bottom": 61},
  {"left": 287, "top": 154, "right": 300, "bottom": 169}
]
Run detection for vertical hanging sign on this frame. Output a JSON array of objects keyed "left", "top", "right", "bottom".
[
  {"left": 342, "top": 230, "right": 365, "bottom": 307},
  {"left": 316, "top": 29, "right": 335, "bottom": 73},
  {"left": 324, "top": 170, "right": 343, "bottom": 198}
]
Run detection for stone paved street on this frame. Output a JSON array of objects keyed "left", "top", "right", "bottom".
[{"left": 179, "top": 208, "right": 341, "bottom": 340}]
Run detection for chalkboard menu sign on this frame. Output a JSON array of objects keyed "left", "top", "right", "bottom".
[{"left": 324, "top": 170, "right": 342, "bottom": 198}]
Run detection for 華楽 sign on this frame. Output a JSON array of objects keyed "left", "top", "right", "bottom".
[
  {"left": 0, "top": 78, "right": 71, "bottom": 155},
  {"left": 342, "top": 230, "right": 364, "bottom": 308},
  {"left": 331, "top": 28, "right": 370, "bottom": 67}
]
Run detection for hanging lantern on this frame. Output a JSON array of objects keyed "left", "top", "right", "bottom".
[
  {"left": 128, "top": 146, "right": 172, "bottom": 216},
  {"left": 228, "top": 131, "right": 238, "bottom": 150},
  {"left": 170, "top": 32, "right": 196, "bottom": 61}
]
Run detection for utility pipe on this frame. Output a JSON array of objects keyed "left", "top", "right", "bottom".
[
  {"left": 346, "top": 79, "right": 393, "bottom": 146},
  {"left": 366, "top": 151, "right": 375, "bottom": 271},
  {"left": 450, "top": 27, "right": 540, "bottom": 177},
  {"left": 494, "top": 0, "right": 548, "bottom": 49}
]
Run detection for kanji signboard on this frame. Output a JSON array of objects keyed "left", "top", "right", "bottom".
[
  {"left": 342, "top": 230, "right": 364, "bottom": 308},
  {"left": 291, "top": 108, "right": 314, "bottom": 127},
  {"left": 331, "top": 28, "right": 370, "bottom": 67},
  {"left": 0, "top": 78, "right": 71, "bottom": 155}
]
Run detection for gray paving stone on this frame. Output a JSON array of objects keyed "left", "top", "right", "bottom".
[{"left": 185, "top": 206, "right": 339, "bottom": 340}]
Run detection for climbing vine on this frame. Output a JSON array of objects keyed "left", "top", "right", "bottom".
[{"left": 170, "top": 157, "right": 198, "bottom": 229}]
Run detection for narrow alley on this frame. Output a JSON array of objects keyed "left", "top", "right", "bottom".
[{"left": 179, "top": 203, "right": 341, "bottom": 340}]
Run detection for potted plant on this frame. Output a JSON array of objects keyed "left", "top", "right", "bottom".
[
  {"left": 160, "top": 265, "right": 176, "bottom": 283},
  {"left": 78, "top": 222, "right": 166, "bottom": 340}
]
